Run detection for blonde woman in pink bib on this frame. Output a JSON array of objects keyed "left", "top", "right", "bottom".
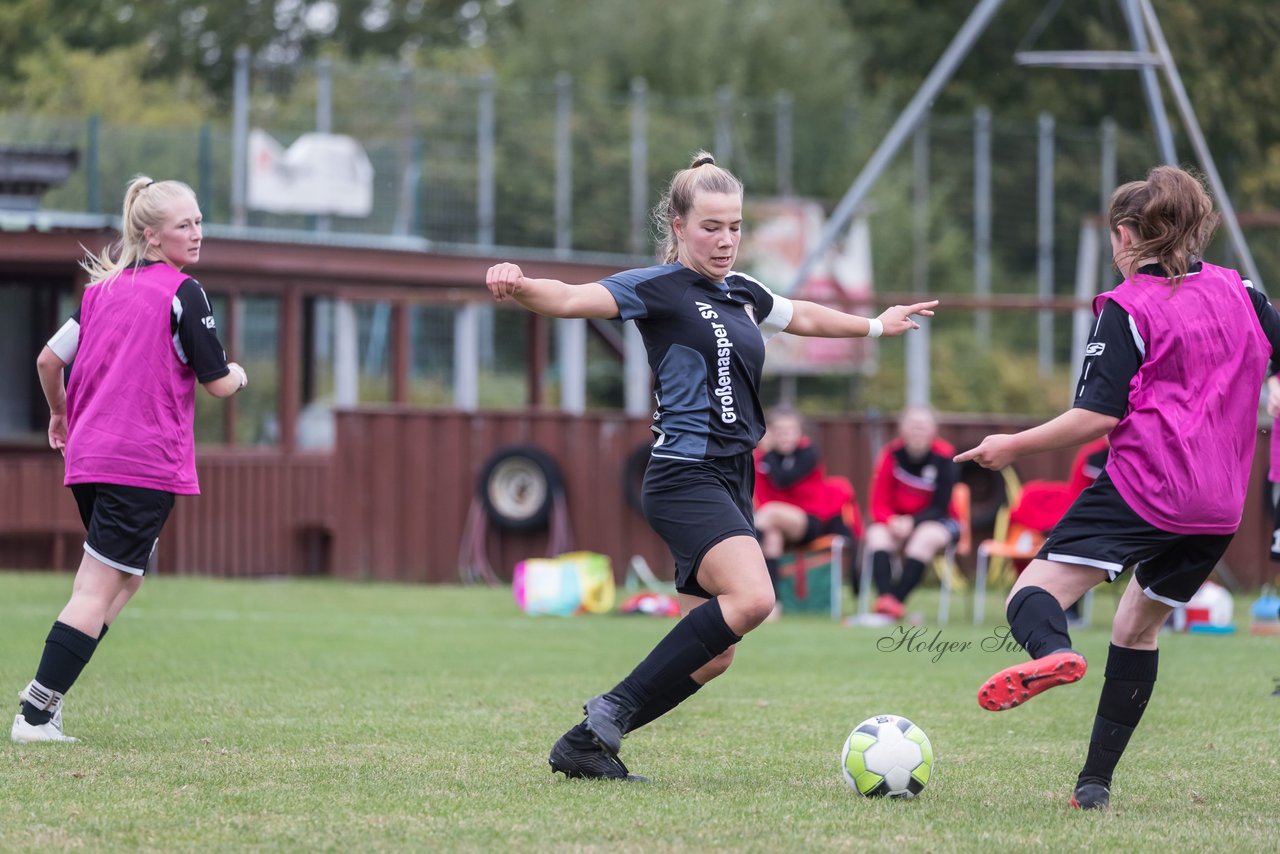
[{"left": 12, "top": 176, "right": 247, "bottom": 744}]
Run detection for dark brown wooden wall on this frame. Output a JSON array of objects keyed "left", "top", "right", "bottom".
[
  {"left": 328, "top": 409, "right": 1278, "bottom": 590},
  {"left": 0, "top": 450, "right": 333, "bottom": 577},
  {"left": 3, "top": 412, "right": 1276, "bottom": 590}
]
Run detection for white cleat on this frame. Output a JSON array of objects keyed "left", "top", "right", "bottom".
[{"left": 11, "top": 713, "right": 79, "bottom": 744}]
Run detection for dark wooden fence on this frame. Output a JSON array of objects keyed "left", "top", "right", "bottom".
[
  {"left": 0, "top": 449, "right": 333, "bottom": 577},
  {"left": 3, "top": 411, "right": 1276, "bottom": 590}
]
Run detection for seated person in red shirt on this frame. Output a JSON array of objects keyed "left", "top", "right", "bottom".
[
  {"left": 865, "top": 405, "right": 960, "bottom": 620},
  {"left": 754, "top": 408, "right": 860, "bottom": 617},
  {"left": 1068, "top": 436, "right": 1110, "bottom": 500}
]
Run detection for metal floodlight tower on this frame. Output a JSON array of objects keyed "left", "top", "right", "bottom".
[{"left": 792, "top": 0, "right": 1263, "bottom": 293}]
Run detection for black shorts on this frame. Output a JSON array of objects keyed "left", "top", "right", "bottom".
[
  {"left": 801, "top": 513, "right": 854, "bottom": 547},
  {"left": 641, "top": 452, "right": 757, "bottom": 599},
  {"left": 1037, "top": 471, "right": 1233, "bottom": 606},
  {"left": 71, "top": 483, "right": 176, "bottom": 576},
  {"left": 1269, "top": 482, "right": 1280, "bottom": 561}
]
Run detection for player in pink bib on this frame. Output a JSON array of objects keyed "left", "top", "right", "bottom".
[
  {"left": 11, "top": 176, "right": 248, "bottom": 745},
  {"left": 957, "top": 165, "right": 1280, "bottom": 811}
]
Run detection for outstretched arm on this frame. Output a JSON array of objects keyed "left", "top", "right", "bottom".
[
  {"left": 954, "top": 408, "right": 1118, "bottom": 471},
  {"left": 485, "top": 262, "right": 620, "bottom": 319},
  {"left": 784, "top": 299, "right": 938, "bottom": 338}
]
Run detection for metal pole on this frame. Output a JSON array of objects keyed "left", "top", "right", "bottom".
[
  {"left": 1071, "top": 222, "right": 1100, "bottom": 381},
  {"left": 557, "top": 318, "right": 586, "bottom": 414},
  {"left": 1136, "top": 0, "right": 1263, "bottom": 291},
  {"left": 629, "top": 78, "right": 649, "bottom": 257},
  {"left": 315, "top": 58, "right": 332, "bottom": 233},
  {"left": 1037, "top": 112, "right": 1055, "bottom": 378},
  {"left": 231, "top": 45, "right": 250, "bottom": 228},
  {"left": 973, "top": 106, "right": 992, "bottom": 346},
  {"left": 85, "top": 114, "right": 100, "bottom": 214},
  {"left": 776, "top": 91, "right": 794, "bottom": 197},
  {"left": 334, "top": 299, "right": 358, "bottom": 406},
  {"left": 454, "top": 304, "right": 479, "bottom": 412},
  {"left": 715, "top": 86, "right": 733, "bottom": 166},
  {"left": 394, "top": 62, "right": 415, "bottom": 236},
  {"left": 1098, "top": 117, "right": 1117, "bottom": 286},
  {"left": 477, "top": 70, "right": 496, "bottom": 248},
  {"left": 554, "top": 72, "right": 573, "bottom": 257},
  {"left": 791, "top": 0, "right": 1007, "bottom": 290},
  {"left": 198, "top": 123, "right": 213, "bottom": 219},
  {"left": 907, "top": 120, "right": 930, "bottom": 407},
  {"left": 1120, "top": 0, "right": 1176, "bottom": 165}
]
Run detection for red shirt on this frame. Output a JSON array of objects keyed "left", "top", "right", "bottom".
[
  {"left": 754, "top": 442, "right": 852, "bottom": 521},
  {"left": 868, "top": 437, "right": 958, "bottom": 525}
]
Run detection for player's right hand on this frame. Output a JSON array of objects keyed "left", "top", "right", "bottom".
[
  {"left": 48, "top": 413, "right": 67, "bottom": 454},
  {"left": 486, "top": 263, "right": 525, "bottom": 302}
]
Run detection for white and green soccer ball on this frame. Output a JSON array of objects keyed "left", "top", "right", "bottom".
[{"left": 841, "top": 714, "right": 933, "bottom": 798}]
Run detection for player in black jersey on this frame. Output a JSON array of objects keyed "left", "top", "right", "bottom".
[{"left": 486, "top": 150, "right": 937, "bottom": 781}]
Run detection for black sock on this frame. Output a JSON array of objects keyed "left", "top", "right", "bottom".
[
  {"left": 625, "top": 676, "right": 703, "bottom": 733},
  {"left": 764, "top": 558, "right": 781, "bottom": 596},
  {"left": 847, "top": 542, "right": 862, "bottom": 597},
  {"left": 21, "top": 622, "right": 99, "bottom": 725},
  {"left": 98, "top": 623, "right": 110, "bottom": 641},
  {"left": 1078, "top": 644, "right": 1158, "bottom": 788},
  {"left": 895, "top": 558, "right": 926, "bottom": 602},
  {"left": 608, "top": 598, "right": 741, "bottom": 714},
  {"left": 1007, "top": 586, "right": 1073, "bottom": 659},
  {"left": 560, "top": 676, "right": 705, "bottom": 743},
  {"left": 871, "top": 551, "right": 893, "bottom": 595}
]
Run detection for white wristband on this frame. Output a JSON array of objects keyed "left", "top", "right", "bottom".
[{"left": 866, "top": 318, "right": 883, "bottom": 338}]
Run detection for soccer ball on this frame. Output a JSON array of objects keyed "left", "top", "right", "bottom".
[{"left": 841, "top": 714, "right": 933, "bottom": 798}]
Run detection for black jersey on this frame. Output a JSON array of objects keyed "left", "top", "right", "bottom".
[
  {"left": 47, "top": 262, "right": 230, "bottom": 384},
  {"left": 600, "top": 263, "right": 793, "bottom": 460},
  {"left": 1075, "top": 263, "right": 1280, "bottom": 417}
]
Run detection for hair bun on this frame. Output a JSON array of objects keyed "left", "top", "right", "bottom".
[{"left": 691, "top": 154, "right": 716, "bottom": 168}]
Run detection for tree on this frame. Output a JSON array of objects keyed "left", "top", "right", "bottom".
[{"left": 41, "top": 0, "right": 510, "bottom": 100}]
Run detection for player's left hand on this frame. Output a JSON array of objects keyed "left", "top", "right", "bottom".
[
  {"left": 877, "top": 300, "right": 938, "bottom": 336},
  {"left": 954, "top": 434, "right": 1017, "bottom": 470}
]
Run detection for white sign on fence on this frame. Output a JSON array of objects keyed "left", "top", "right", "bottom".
[{"left": 247, "top": 129, "right": 374, "bottom": 217}]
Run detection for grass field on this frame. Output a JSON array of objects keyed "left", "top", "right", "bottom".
[{"left": 2, "top": 571, "right": 1277, "bottom": 852}]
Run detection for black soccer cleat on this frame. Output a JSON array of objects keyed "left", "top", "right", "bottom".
[
  {"left": 548, "top": 733, "right": 647, "bottom": 782},
  {"left": 582, "top": 694, "right": 632, "bottom": 756},
  {"left": 1069, "top": 781, "right": 1110, "bottom": 810}
]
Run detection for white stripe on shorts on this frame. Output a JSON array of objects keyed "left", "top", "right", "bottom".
[
  {"left": 1139, "top": 583, "right": 1185, "bottom": 608},
  {"left": 84, "top": 542, "right": 145, "bottom": 576},
  {"left": 1046, "top": 551, "right": 1125, "bottom": 580}
]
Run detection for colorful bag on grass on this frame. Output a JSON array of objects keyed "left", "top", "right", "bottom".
[{"left": 512, "top": 551, "right": 616, "bottom": 616}]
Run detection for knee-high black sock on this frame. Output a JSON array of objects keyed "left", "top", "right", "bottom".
[
  {"left": 1077, "top": 644, "right": 1158, "bottom": 788},
  {"left": 871, "top": 551, "right": 894, "bottom": 596},
  {"left": 619, "top": 676, "right": 703, "bottom": 734},
  {"left": 21, "top": 622, "right": 99, "bottom": 726},
  {"left": 895, "top": 558, "right": 926, "bottom": 602},
  {"left": 561, "top": 673, "right": 706, "bottom": 750},
  {"left": 1007, "top": 586, "right": 1073, "bottom": 659},
  {"left": 608, "top": 598, "right": 741, "bottom": 715}
]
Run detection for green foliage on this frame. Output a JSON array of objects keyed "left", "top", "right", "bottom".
[
  {"left": 2, "top": 574, "right": 1278, "bottom": 850},
  {"left": 493, "top": 0, "right": 862, "bottom": 104},
  {"left": 5, "top": 39, "right": 213, "bottom": 122}
]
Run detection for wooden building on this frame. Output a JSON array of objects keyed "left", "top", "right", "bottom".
[{"left": 1, "top": 220, "right": 1275, "bottom": 591}]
